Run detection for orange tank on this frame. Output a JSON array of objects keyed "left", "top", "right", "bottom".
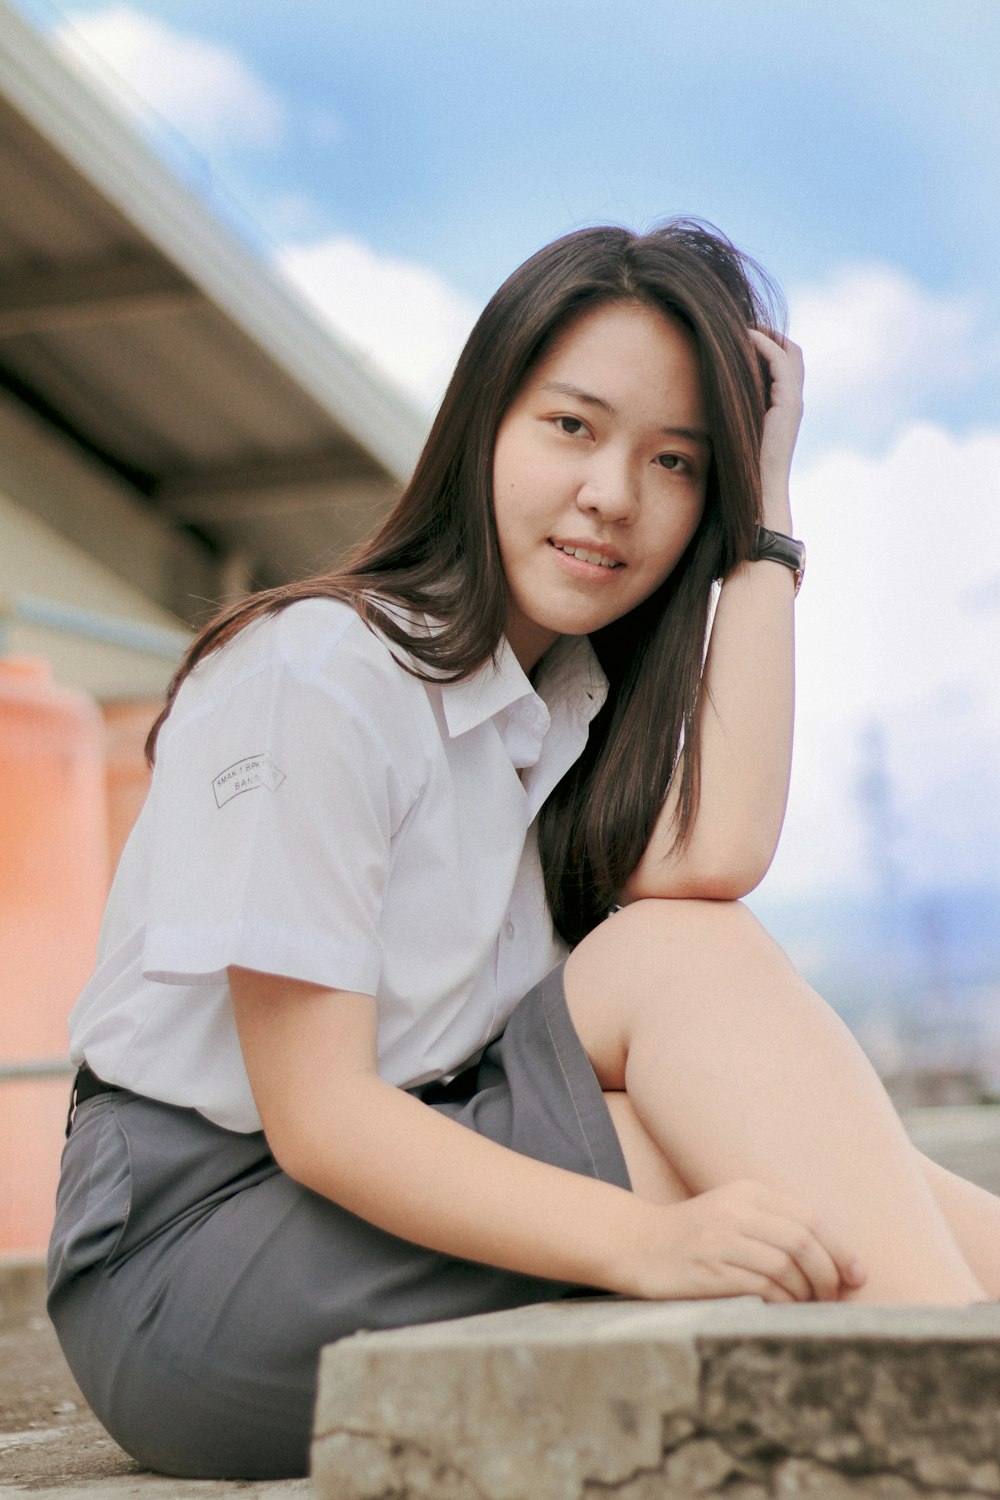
[{"left": 0, "top": 657, "right": 108, "bottom": 1254}]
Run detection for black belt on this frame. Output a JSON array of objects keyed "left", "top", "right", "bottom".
[{"left": 66, "top": 1064, "right": 127, "bottom": 1137}]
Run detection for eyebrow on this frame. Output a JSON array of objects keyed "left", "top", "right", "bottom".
[{"left": 541, "top": 381, "right": 713, "bottom": 448}]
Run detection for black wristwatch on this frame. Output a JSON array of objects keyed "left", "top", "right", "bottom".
[{"left": 754, "top": 526, "right": 806, "bottom": 595}]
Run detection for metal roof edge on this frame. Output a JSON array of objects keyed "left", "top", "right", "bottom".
[{"left": 0, "top": 1, "right": 428, "bottom": 484}]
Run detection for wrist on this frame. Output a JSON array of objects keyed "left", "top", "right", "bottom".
[
  {"left": 594, "top": 1194, "right": 680, "bottom": 1300},
  {"left": 761, "top": 495, "right": 793, "bottom": 534},
  {"left": 753, "top": 525, "right": 805, "bottom": 596}
]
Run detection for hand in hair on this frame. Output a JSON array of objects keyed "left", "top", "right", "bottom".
[{"left": 749, "top": 328, "right": 804, "bottom": 534}]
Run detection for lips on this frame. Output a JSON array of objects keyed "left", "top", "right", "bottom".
[{"left": 550, "top": 539, "right": 624, "bottom": 569}]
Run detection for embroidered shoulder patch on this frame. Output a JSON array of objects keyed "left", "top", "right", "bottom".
[{"left": 212, "top": 753, "right": 286, "bottom": 807}]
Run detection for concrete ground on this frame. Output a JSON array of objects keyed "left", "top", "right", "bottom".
[
  {"left": 0, "top": 1258, "right": 308, "bottom": 1499},
  {"left": 3, "top": 1105, "right": 1000, "bottom": 1498}
]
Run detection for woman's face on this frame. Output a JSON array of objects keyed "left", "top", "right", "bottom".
[{"left": 492, "top": 299, "right": 710, "bottom": 672}]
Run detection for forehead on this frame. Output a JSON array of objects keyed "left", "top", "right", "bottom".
[{"left": 525, "top": 300, "right": 704, "bottom": 414}]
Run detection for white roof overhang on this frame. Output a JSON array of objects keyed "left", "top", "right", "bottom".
[{"left": 0, "top": 2, "right": 428, "bottom": 619}]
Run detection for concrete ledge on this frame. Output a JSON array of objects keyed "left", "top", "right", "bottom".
[{"left": 312, "top": 1297, "right": 1000, "bottom": 1499}]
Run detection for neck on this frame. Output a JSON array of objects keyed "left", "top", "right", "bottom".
[{"left": 505, "top": 618, "right": 560, "bottom": 676}]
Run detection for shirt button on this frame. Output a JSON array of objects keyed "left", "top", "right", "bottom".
[{"left": 504, "top": 919, "right": 515, "bottom": 940}]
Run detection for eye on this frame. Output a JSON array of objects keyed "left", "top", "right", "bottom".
[
  {"left": 554, "top": 415, "right": 589, "bottom": 437},
  {"left": 654, "top": 452, "right": 691, "bottom": 474}
]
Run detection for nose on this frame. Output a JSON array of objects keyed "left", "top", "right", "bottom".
[{"left": 575, "top": 448, "right": 638, "bottom": 523}]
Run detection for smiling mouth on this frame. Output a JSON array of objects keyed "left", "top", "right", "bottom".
[{"left": 550, "top": 541, "right": 623, "bottom": 569}]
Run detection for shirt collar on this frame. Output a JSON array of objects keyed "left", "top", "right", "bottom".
[
  {"left": 440, "top": 634, "right": 608, "bottom": 741},
  {"left": 534, "top": 634, "right": 608, "bottom": 726}
]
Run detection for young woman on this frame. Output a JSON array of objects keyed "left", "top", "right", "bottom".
[{"left": 48, "top": 220, "right": 1000, "bottom": 1479}]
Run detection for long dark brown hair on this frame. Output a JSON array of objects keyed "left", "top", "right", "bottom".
[{"left": 148, "top": 218, "right": 783, "bottom": 945}]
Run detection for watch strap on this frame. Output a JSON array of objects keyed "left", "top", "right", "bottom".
[{"left": 754, "top": 526, "right": 806, "bottom": 594}]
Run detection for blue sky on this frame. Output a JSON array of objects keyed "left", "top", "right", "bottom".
[
  {"left": 12, "top": 0, "right": 1000, "bottom": 911},
  {"left": 30, "top": 0, "right": 998, "bottom": 306}
]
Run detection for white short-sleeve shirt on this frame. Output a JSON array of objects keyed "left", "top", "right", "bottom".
[{"left": 69, "top": 599, "right": 608, "bottom": 1131}]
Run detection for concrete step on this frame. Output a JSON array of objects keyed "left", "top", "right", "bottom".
[{"left": 312, "top": 1297, "right": 1000, "bottom": 1500}]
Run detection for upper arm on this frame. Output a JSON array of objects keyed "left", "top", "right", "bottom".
[
  {"left": 228, "top": 965, "right": 379, "bottom": 1178},
  {"left": 143, "top": 625, "right": 422, "bottom": 995}
]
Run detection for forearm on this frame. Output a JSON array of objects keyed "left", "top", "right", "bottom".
[
  {"left": 276, "top": 1067, "right": 636, "bottom": 1288},
  {"left": 624, "top": 553, "right": 795, "bottom": 900}
]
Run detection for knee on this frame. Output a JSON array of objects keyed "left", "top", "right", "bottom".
[
  {"left": 603, "top": 895, "right": 762, "bottom": 951},
  {"left": 564, "top": 897, "right": 794, "bottom": 1078},
  {"left": 568, "top": 896, "right": 788, "bottom": 994}
]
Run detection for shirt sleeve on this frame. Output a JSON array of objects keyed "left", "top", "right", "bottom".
[{"left": 141, "top": 648, "right": 419, "bottom": 994}]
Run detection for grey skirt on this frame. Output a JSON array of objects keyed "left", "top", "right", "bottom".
[{"left": 47, "top": 963, "right": 631, "bottom": 1480}]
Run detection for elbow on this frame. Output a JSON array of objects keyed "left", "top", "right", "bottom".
[
  {"left": 270, "top": 1130, "right": 351, "bottom": 1202},
  {"left": 260, "top": 1083, "right": 379, "bottom": 1200},
  {"left": 684, "top": 864, "right": 767, "bottom": 901},
  {"left": 261, "top": 1122, "right": 311, "bottom": 1187},
  {"left": 623, "top": 835, "right": 777, "bottom": 904},
  {"left": 697, "top": 835, "right": 779, "bottom": 897},
  {"left": 257, "top": 1109, "right": 337, "bottom": 1196},
  {"left": 686, "top": 840, "right": 778, "bottom": 900}
]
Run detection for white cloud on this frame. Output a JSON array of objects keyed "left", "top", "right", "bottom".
[
  {"left": 788, "top": 264, "right": 996, "bottom": 447},
  {"left": 277, "top": 235, "right": 480, "bottom": 411},
  {"left": 55, "top": 6, "right": 286, "bottom": 149},
  {"left": 762, "top": 422, "right": 1000, "bottom": 898}
]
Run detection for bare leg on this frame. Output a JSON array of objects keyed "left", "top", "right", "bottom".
[
  {"left": 607, "top": 1097, "right": 1000, "bottom": 1299},
  {"left": 920, "top": 1153, "right": 1000, "bottom": 1297},
  {"left": 566, "top": 899, "right": 985, "bottom": 1304},
  {"left": 603, "top": 1091, "right": 691, "bottom": 1206}
]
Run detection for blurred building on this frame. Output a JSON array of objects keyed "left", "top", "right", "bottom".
[{"left": 0, "top": 0, "right": 425, "bottom": 698}]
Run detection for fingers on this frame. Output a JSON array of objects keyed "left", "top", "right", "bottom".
[
  {"left": 748, "top": 326, "right": 803, "bottom": 372},
  {"left": 718, "top": 1262, "right": 800, "bottom": 1304},
  {"left": 762, "top": 1238, "right": 824, "bottom": 1302},
  {"left": 765, "top": 1218, "right": 865, "bottom": 1302},
  {"left": 748, "top": 327, "right": 805, "bottom": 409},
  {"left": 744, "top": 1216, "right": 842, "bottom": 1302},
  {"left": 708, "top": 1219, "right": 829, "bottom": 1302},
  {"left": 706, "top": 1182, "right": 867, "bottom": 1303},
  {"left": 625, "top": 1183, "right": 867, "bottom": 1305},
  {"left": 771, "top": 1196, "right": 866, "bottom": 1298},
  {"left": 746, "top": 328, "right": 804, "bottom": 516}
]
